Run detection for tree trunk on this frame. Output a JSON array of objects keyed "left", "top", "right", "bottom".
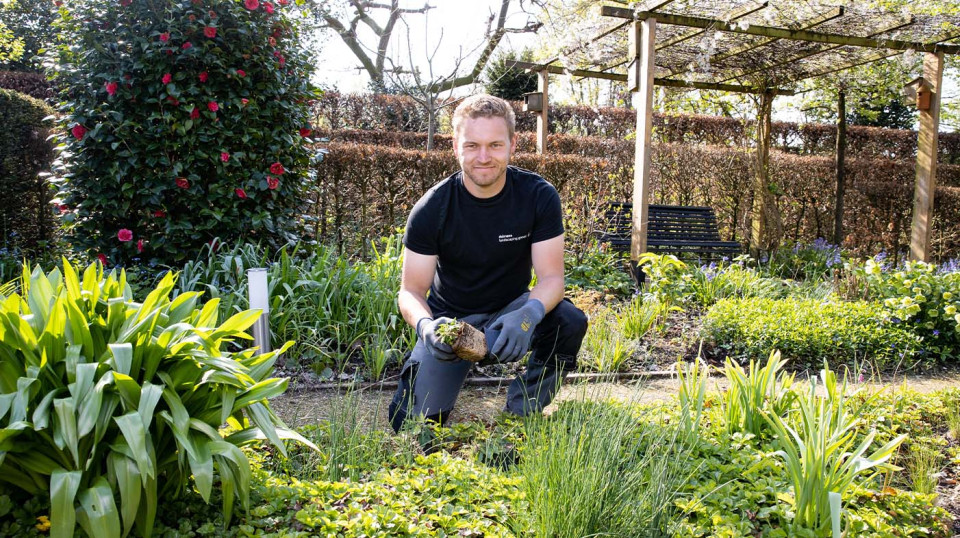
[{"left": 834, "top": 88, "right": 847, "bottom": 246}]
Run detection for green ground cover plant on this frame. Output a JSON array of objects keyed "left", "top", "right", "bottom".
[
  {"left": 703, "top": 297, "right": 924, "bottom": 369},
  {"left": 0, "top": 260, "right": 313, "bottom": 538},
  {"left": 855, "top": 258, "right": 960, "bottom": 361}
]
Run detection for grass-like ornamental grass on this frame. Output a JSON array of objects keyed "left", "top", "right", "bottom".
[{"left": 703, "top": 297, "right": 925, "bottom": 369}]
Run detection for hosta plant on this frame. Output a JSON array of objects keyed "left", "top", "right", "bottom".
[{"left": 0, "top": 260, "right": 314, "bottom": 538}]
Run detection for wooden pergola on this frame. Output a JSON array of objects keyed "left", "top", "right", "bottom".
[{"left": 510, "top": 1, "right": 960, "bottom": 264}]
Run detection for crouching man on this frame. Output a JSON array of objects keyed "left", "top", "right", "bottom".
[{"left": 389, "top": 94, "right": 588, "bottom": 432}]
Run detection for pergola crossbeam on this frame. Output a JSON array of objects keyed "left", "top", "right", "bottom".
[
  {"left": 714, "top": 16, "right": 915, "bottom": 84},
  {"left": 710, "top": 7, "right": 844, "bottom": 65},
  {"left": 506, "top": 60, "right": 795, "bottom": 95},
  {"left": 601, "top": 6, "right": 960, "bottom": 54},
  {"left": 657, "top": 1, "right": 768, "bottom": 51}
]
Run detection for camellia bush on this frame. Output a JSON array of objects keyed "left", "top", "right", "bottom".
[{"left": 48, "top": 0, "right": 318, "bottom": 266}]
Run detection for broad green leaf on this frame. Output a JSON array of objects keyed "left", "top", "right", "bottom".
[
  {"left": 137, "top": 383, "right": 163, "bottom": 431},
  {"left": 109, "top": 343, "right": 133, "bottom": 376},
  {"left": 112, "top": 372, "right": 141, "bottom": 412},
  {"left": 108, "top": 452, "right": 142, "bottom": 537},
  {"left": 12, "top": 376, "right": 37, "bottom": 423},
  {"left": 187, "top": 433, "right": 213, "bottom": 502},
  {"left": 225, "top": 426, "right": 319, "bottom": 452},
  {"left": 53, "top": 398, "right": 79, "bottom": 467},
  {"left": 233, "top": 378, "right": 288, "bottom": 410},
  {"left": 208, "top": 309, "right": 262, "bottom": 341},
  {"left": 50, "top": 468, "right": 81, "bottom": 538},
  {"left": 32, "top": 390, "right": 59, "bottom": 430},
  {"left": 76, "top": 477, "right": 121, "bottom": 538},
  {"left": 115, "top": 412, "right": 155, "bottom": 482}
]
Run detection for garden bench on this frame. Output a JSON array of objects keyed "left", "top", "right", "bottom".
[{"left": 598, "top": 202, "right": 742, "bottom": 263}]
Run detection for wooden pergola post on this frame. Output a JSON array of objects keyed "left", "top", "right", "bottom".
[
  {"left": 834, "top": 88, "right": 847, "bottom": 246},
  {"left": 536, "top": 70, "right": 549, "bottom": 154},
  {"left": 909, "top": 51, "right": 944, "bottom": 261},
  {"left": 631, "top": 18, "right": 657, "bottom": 278}
]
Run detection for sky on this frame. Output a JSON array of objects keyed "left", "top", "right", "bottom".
[
  {"left": 308, "top": 1, "right": 956, "bottom": 128},
  {"left": 312, "top": 0, "right": 537, "bottom": 93}
]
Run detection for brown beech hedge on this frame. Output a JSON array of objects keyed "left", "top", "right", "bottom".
[{"left": 309, "top": 141, "right": 960, "bottom": 261}]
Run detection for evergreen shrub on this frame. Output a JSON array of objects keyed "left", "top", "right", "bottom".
[
  {"left": 0, "top": 88, "right": 55, "bottom": 254},
  {"left": 48, "top": 0, "right": 318, "bottom": 266},
  {"left": 702, "top": 297, "right": 924, "bottom": 369}
]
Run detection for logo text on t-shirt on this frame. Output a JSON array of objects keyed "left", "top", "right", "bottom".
[{"left": 498, "top": 233, "right": 530, "bottom": 243}]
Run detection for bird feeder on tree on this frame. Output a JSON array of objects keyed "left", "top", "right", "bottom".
[{"left": 903, "top": 76, "right": 933, "bottom": 111}]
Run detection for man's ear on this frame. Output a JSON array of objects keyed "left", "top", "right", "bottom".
[{"left": 510, "top": 132, "right": 518, "bottom": 155}]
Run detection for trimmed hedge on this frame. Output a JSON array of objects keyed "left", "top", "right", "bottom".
[
  {"left": 310, "top": 141, "right": 960, "bottom": 261},
  {"left": 313, "top": 92, "right": 960, "bottom": 163},
  {"left": 0, "top": 71, "right": 54, "bottom": 101},
  {"left": 0, "top": 88, "right": 55, "bottom": 253}
]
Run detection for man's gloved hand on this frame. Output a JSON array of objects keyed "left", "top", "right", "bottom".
[
  {"left": 490, "top": 299, "right": 545, "bottom": 363},
  {"left": 418, "top": 316, "right": 457, "bottom": 361}
]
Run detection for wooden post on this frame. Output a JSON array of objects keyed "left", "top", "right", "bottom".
[
  {"left": 834, "top": 88, "right": 846, "bottom": 246},
  {"left": 536, "top": 70, "right": 549, "bottom": 154},
  {"left": 909, "top": 51, "right": 944, "bottom": 261},
  {"left": 631, "top": 18, "right": 656, "bottom": 278}
]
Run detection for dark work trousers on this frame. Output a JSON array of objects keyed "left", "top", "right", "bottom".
[{"left": 389, "top": 293, "right": 588, "bottom": 432}]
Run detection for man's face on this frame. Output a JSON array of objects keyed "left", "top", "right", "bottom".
[{"left": 453, "top": 115, "right": 516, "bottom": 197}]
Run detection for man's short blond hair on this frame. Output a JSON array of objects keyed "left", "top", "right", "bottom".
[{"left": 451, "top": 94, "right": 516, "bottom": 139}]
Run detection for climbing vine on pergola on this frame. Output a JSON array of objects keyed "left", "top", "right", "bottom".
[{"left": 511, "top": 0, "right": 960, "bottom": 267}]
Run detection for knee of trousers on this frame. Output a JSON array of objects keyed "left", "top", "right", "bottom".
[{"left": 554, "top": 299, "right": 588, "bottom": 348}]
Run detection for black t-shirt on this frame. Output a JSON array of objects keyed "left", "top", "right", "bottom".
[{"left": 403, "top": 166, "right": 564, "bottom": 316}]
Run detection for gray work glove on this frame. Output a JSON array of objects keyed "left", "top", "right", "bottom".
[
  {"left": 418, "top": 316, "right": 457, "bottom": 361},
  {"left": 490, "top": 299, "right": 545, "bottom": 363}
]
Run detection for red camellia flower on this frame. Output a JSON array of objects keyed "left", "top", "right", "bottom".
[
  {"left": 58, "top": 204, "right": 70, "bottom": 213},
  {"left": 120, "top": 0, "right": 131, "bottom": 6},
  {"left": 264, "top": 2, "right": 274, "bottom": 14},
  {"left": 159, "top": 32, "right": 170, "bottom": 42},
  {"left": 166, "top": 96, "right": 180, "bottom": 106},
  {"left": 278, "top": 0, "right": 288, "bottom": 5},
  {"left": 278, "top": 56, "right": 285, "bottom": 67},
  {"left": 209, "top": 10, "right": 218, "bottom": 18},
  {"left": 208, "top": 101, "right": 219, "bottom": 112},
  {"left": 267, "top": 176, "right": 279, "bottom": 190},
  {"left": 188, "top": 14, "right": 196, "bottom": 22},
  {"left": 71, "top": 124, "right": 87, "bottom": 140},
  {"left": 235, "top": 188, "right": 248, "bottom": 199},
  {"left": 241, "top": 98, "right": 249, "bottom": 106},
  {"left": 204, "top": 26, "right": 216, "bottom": 38},
  {"left": 153, "top": 210, "right": 166, "bottom": 217},
  {"left": 137, "top": 239, "right": 144, "bottom": 253},
  {"left": 190, "top": 107, "right": 200, "bottom": 119},
  {"left": 182, "top": 42, "right": 193, "bottom": 50},
  {"left": 299, "top": 127, "right": 311, "bottom": 137},
  {"left": 97, "top": 253, "right": 108, "bottom": 266},
  {"left": 198, "top": 71, "right": 209, "bottom": 82},
  {"left": 268, "top": 37, "right": 276, "bottom": 47},
  {"left": 162, "top": 73, "right": 172, "bottom": 84},
  {"left": 245, "top": 0, "right": 259, "bottom": 9},
  {"left": 236, "top": 69, "right": 246, "bottom": 77},
  {"left": 269, "top": 162, "right": 285, "bottom": 175},
  {"left": 165, "top": 49, "right": 173, "bottom": 56},
  {"left": 105, "top": 81, "right": 118, "bottom": 96},
  {"left": 117, "top": 229, "right": 133, "bottom": 242},
  {"left": 220, "top": 152, "right": 230, "bottom": 162},
  {"left": 176, "top": 177, "right": 189, "bottom": 189}
]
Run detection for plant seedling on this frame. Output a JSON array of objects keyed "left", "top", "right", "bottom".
[{"left": 436, "top": 320, "right": 488, "bottom": 361}]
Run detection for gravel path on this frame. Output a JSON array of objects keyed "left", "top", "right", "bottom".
[{"left": 272, "top": 371, "right": 960, "bottom": 430}]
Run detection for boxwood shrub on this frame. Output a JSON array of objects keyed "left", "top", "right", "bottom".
[{"left": 702, "top": 297, "right": 924, "bottom": 369}]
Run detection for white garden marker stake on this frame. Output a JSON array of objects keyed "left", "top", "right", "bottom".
[{"left": 248, "top": 268, "right": 271, "bottom": 353}]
